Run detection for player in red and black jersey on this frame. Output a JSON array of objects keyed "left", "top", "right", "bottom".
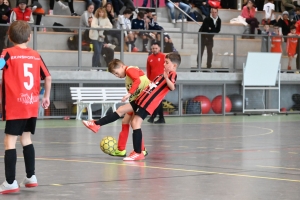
[
  {"left": 82, "top": 52, "right": 180, "bottom": 161},
  {"left": 0, "top": 21, "right": 51, "bottom": 194}
]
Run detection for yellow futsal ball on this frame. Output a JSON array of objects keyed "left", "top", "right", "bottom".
[{"left": 100, "top": 136, "right": 117, "bottom": 154}]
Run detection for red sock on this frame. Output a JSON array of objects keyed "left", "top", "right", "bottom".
[{"left": 118, "top": 124, "right": 130, "bottom": 151}]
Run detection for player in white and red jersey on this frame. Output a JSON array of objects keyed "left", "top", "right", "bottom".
[{"left": 0, "top": 21, "right": 51, "bottom": 194}]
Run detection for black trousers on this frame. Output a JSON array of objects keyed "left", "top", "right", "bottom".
[
  {"left": 296, "top": 38, "right": 300, "bottom": 70},
  {"left": 246, "top": 18, "right": 259, "bottom": 34},
  {"left": 197, "top": 36, "right": 213, "bottom": 68},
  {"left": 0, "top": 26, "right": 8, "bottom": 54}
]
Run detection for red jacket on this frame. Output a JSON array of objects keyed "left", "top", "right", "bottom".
[
  {"left": 241, "top": 6, "right": 256, "bottom": 18},
  {"left": 13, "top": 7, "right": 32, "bottom": 21},
  {"left": 146, "top": 52, "right": 165, "bottom": 81}
]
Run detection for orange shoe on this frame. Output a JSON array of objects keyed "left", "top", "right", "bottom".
[
  {"left": 288, "top": 66, "right": 292, "bottom": 70},
  {"left": 82, "top": 120, "right": 100, "bottom": 133},
  {"left": 123, "top": 151, "right": 145, "bottom": 161}
]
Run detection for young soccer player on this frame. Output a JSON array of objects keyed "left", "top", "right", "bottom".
[
  {"left": 105, "top": 59, "right": 150, "bottom": 157},
  {"left": 287, "top": 26, "right": 298, "bottom": 70},
  {"left": 83, "top": 52, "right": 180, "bottom": 161},
  {"left": 271, "top": 26, "right": 283, "bottom": 53},
  {"left": 0, "top": 21, "right": 51, "bottom": 194}
]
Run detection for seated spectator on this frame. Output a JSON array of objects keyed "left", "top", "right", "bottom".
[
  {"left": 49, "top": 0, "right": 78, "bottom": 16},
  {"left": 10, "top": 0, "right": 34, "bottom": 23},
  {"left": 105, "top": 2, "right": 116, "bottom": 25},
  {"left": 142, "top": 0, "right": 158, "bottom": 8},
  {"left": 80, "top": 2, "right": 94, "bottom": 27},
  {"left": 89, "top": 7, "right": 112, "bottom": 67},
  {"left": 165, "top": 0, "right": 191, "bottom": 23},
  {"left": 132, "top": 11, "right": 149, "bottom": 52},
  {"left": 281, "top": 0, "right": 296, "bottom": 18},
  {"left": 293, "top": 7, "right": 300, "bottom": 21},
  {"left": 188, "top": 2, "right": 203, "bottom": 21},
  {"left": 277, "top": 11, "right": 292, "bottom": 42},
  {"left": 191, "top": 0, "right": 209, "bottom": 17},
  {"left": 241, "top": 0, "right": 259, "bottom": 36},
  {"left": 115, "top": 9, "right": 134, "bottom": 51},
  {"left": 85, "top": 0, "right": 101, "bottom": 13},
  {"left": 263, "top": 0, "right": 276, "bottom": 25}
]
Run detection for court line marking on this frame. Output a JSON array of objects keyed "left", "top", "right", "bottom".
[
  {"left": 26, "top": 157, "right": 300, "bottom": 183},
  {"left": 257, "top": 165, "right": 300, "bottom": 171}
]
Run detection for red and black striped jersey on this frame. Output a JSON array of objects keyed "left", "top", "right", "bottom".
[
  {"left": 135, "top": 71, "right": 177, "bottom": 115},
  {"left": 1, "top": 46, "right": 51, "bottom": 120}
]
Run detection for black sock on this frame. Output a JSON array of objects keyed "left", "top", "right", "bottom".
[
  {"left": 23, "top": 144, "right": 35, "bottom": 178},
  {"left": 5, "top": 149, "right": 17, "bottom": 184},
  {"left": 132, "top": 129, "right": 142, "bottom": 153},
  {"left": 94, "top": 112, "right": 120, "bottom": 126}
]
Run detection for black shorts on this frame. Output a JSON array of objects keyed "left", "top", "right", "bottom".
[
  {"left": 130, "top": 101, "right": 149, "bottom": 120},
  {"left": 5, "top": 117, "right": 37, "bottom": 136}
]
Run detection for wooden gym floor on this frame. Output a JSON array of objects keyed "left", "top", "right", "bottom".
[{"left": 0, "top": 115, "right": 300, "bottom": 200}]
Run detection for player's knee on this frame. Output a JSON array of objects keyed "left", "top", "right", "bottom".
[{"left": 4, "top": 135, "right": 17, "bottom": 150}]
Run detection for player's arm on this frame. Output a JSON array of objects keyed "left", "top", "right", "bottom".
[
  {"left": 164, "top": 71, "right": 176, "bottom": 91},
  {"left": 42, "top": 76, "right": 51, "bottom": 109}
]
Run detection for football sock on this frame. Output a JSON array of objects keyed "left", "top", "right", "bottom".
[
  {"left": 5, "top": 149, "right": 17, "bottom": 184},
  {"left": 132, "top": 129, "right": 142, "bottom": 153},
  {"left": 118, "top": 124, "right": 130, "bottom": 151},
  {"left": 95, "top": 112, "right": 120, "bottom": 126},
  {"left": 23, "top": 144, "right": 35, "bottom": 178}
]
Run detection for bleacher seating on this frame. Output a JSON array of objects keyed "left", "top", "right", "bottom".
[{"left": 33, "top": 2, "right": 291, "bottom": 70}]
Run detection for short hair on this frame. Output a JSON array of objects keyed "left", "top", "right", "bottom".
[
  {"left": 123, "top": 9, "right": 132, "bottom": 15},
  {"left": 290, "top": 25, "right": 296, "bottom": 30},
  {"left": 165, "top": 52, "right": 181, "bottom": 67},
  {"left": 95, "top": 7, "right": 107, "bottom": 18},
  {"left": 137, "top": 11, "right": 145, "bottom": 18},
  {"left": 151, "top": 42, "right": 160, "bottom": 47},
  {"left": 145, "top": 9, "right": 152, "bottom": 13},
  {"left": 211, "top": 8, "right": 218, "bottom": 13},
  {"left": 296, "top": 7, "right": 300, "bottom": 11},
  {"left": 8, "top": 21, "right": 31, "bottom": 44},
  {"left": 86, "top": 1, "right": 94, "bottom": 8},
  {"left": 108, "top": 59, "right": 124, "bottom": 73}
]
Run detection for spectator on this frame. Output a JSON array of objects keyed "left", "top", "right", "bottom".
[
  {"left": 146, "top": 42, "right": 166, "bottom": 124},
  {"left": 197, "top": 8, "right": 221, "bottom": 69},
  {"left": 257, "top": 24, "right": 272, "bottom": 52},
  {"left": 281, "top": 0, "right": 297, "bottom": 18},
  {"left": 142, "top": 0, "right": 158, "bottom": 8},
  {"left": 293, "top": 7, "right": 300, "bottom": 21},
  {"left": 3, "top": 0, "right": 10, "bottom": 6},
  {"left": 263, "top": 0, "right": 276, "bottom": 25},
  {"left": 80, "top": 2, "right": 94, "bottom": 27},
  {"left": 10, "top": 0, "right": 34, "bottom": 23},
  {"left": 49, "top": 0, "right": 79, "bottom": 16},
  {"left": 277, "top": 11, "right": 292, "bottom": 41},
  {"left": 271, "top": 25, "right": 283, "bottom": 52},
  {"left": 105, "top": 2, "right": 116, "bottom": 25},
  {"left": 295, "top": 20, "right": 300, "bottom": 71},
  {"left": 111, "top": 0, "right": 122, "bottom": 15},
  {"left": 165, "top": 0, "right": 191, "bottom": 23},
  {"left": 115, "top": 9, "right": 134, "bottom": 51},
  {"left": 28, "top": 0, "right": 44, "bottom": 31},
  {"left": 241, "top": 0, "right": 259, "bottom": 37},
  {"left": 89, "top": 7, "right": 112, "bottom": 67},
  {"left": 286, "top": 25, "right": 298, "bottom": 70},
  {"left": 0, "top": 0, "right": 10, "bottom": 53},
  {"left": 86, "top": 0, "right": 101, "bottom": 13},
  {"left": 132, "top": 11, "right": 149, "bottom": 52},
  {"left": 192, "top": 0, "right": 210, "bottom": 17}
]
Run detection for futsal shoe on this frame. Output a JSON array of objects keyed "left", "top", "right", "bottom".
[
  {"left": 0, "top": 180, "right": 19, "bottom": 194},
  {"left": 82, "top": 120, "right": 100, "bottom": 133},
  {"left": 123, "top": 151, "right": 145, "bottom": 161},
  {"left": 154, "top": 118, "right": 165, "bottom": 124},
  {"left": 19, "top": 175, "right": 38, "bottom": 188},
  {"left": 147, "top": 117, "right": 154, "bottom": 123},
  {"left": 109, "top": 149, "right": 126, "bottom": 157}
]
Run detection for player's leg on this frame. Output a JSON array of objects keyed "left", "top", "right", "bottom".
[
  {"left": 123, "top": 108, "right": 149, "bottom": 161},
  {"left": 288, "top": 56, "right": 292, "bottom": 70},
  {"left": 0, "top": 120, "right": 23, "bottom": 194},
  {"left": 19, "top": 118, "right": 38, "bottom": 188},
  {"left": 110, "top": 113, "right": 133, "bottom": 157},
  {"left": 82, "top": 103, "right": 134, "bottom": 133},
  {"left": 154, "top": 101, "right": 165, "bottom": 124}
]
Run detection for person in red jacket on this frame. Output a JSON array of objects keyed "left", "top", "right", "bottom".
[
  {"left": 146, "top": 42, "right": 166, "bottom": 124},
  {"left": 10, "top": 0, "right": 34, "bottom": 23},
  {"left": 241, "top": 0, "right": 259, "bottom": 37}
]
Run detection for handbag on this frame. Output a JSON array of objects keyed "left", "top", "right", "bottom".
[
  {"left": 184, "top": 99, "right": 201, "bottom": 114},
  {"left": 208, "top": 0, "right": 221, "bottom": 8}
]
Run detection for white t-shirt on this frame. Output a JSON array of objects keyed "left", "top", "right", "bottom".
[{"left": 263, "top": 2, "right": 275, "bottom": 20}]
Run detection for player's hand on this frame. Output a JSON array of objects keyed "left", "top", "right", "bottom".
[
  {"left": 42, "top": 98, "right": 50, "bottom": 109},
  {"left": 122, "top": 93, "right": 131, "bottom": 102},
  {"left": 2, "top": 15, "right": 8, "bottom": 20},
  {"left": 163, "top": 70, "right": 169, "bottom": 79}
]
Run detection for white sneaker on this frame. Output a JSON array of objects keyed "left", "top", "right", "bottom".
[
  {"left": 176, "top": 19, "right": 182, "bottom": 22},
  {"left": 0, "top": 180, "right": 19, "bottom": 194},
  {"left": 171, "top": 19, "right": 176, "bottom": 24},
  {"left": 183, "top": 18, "right": 187, "bottom": 22},
  {"left": 58, "top": 1, "right": 69, "bottom": 10},
  {"left": 19, "top": 175, "right": 38, "bottom": 188}
]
